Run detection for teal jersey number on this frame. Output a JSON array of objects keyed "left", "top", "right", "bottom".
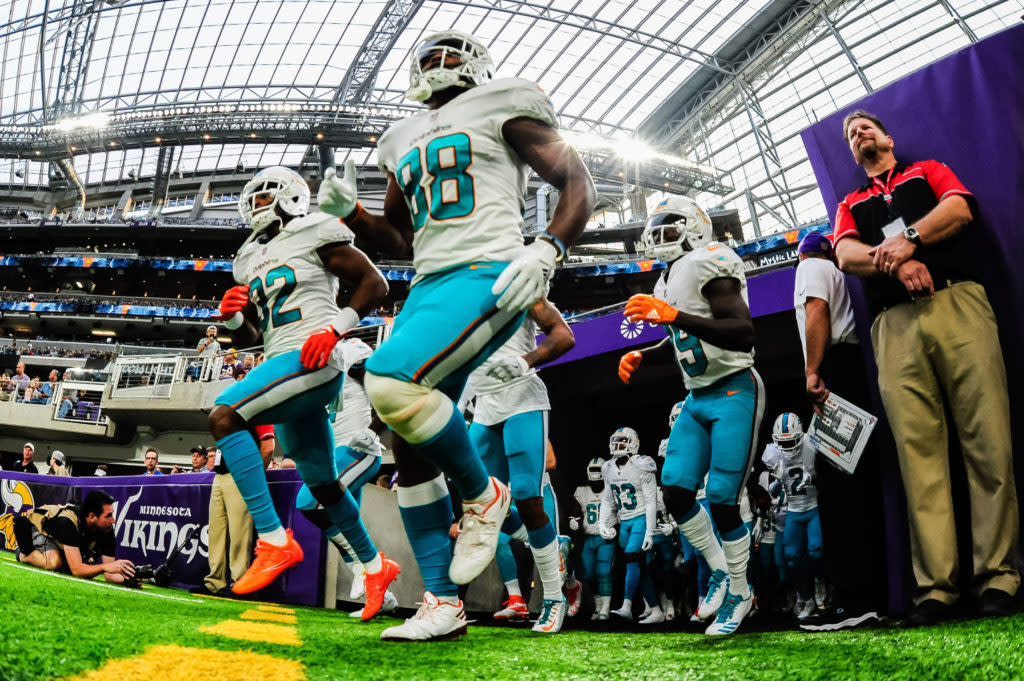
[
  {"left": 669, "top": 326, "right": 709, "bottom": 377},
  {"left": 787, "top": 467, "right": 808, "bottom": 496},
  {"left": 586, "top": 503, "right": 599, "bottom": 525},
  {"left": 396, "top": 132, "right": 475, "bottom": 231},
  {"left": 249, "top": 265, "right": 302, "bottom": 331},
  {"left": 611, "top": 483, "right": 638, "bottom": 511}
]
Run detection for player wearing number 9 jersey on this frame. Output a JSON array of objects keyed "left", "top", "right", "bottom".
[
  {"left": 206, "top": 167, "right": 401, "bottom": 617},
  {"left": 317, "top": 30, "right": 595, "bottom": 641},
  {"left": 617, "top": 194, "right": 765, "bottom": 636}
]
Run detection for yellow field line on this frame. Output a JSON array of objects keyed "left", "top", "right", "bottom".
[
  {"left": 200, "top": 619, "right": 302, "bottom": 646},
  {"left": 240, "top": 608, "right": 298, "bottom": 624},
  {"left": 64, "top": 644, "right": 305, "bottom": 681},
  {"left": 257, "top": 604, "right": 296, "bottom": 614}
]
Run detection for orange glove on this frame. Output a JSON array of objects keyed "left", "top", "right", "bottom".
[
  {"left": 216, "top": 285, "right": 250, "bottom": 320},
  {"left": 618, "top": 351, "right": 643, "bottom": 384},
  {"left": 624, "top": 294, "right": 679, "bottom": 325},
  {"left": 300, "top": 325, "right": 342, "bottom": 369}
]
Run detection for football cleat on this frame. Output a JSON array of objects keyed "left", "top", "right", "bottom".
[
  {"left": 565, "top": 579, "right": 582, "bottom": 617},
  {"left": 380, "top": 592, "right": 468, "bottom": 642},
  {"left": 796, "top": 599, "right": 818, "bottom": 621},
  {"left": 705, "top": 589, "right": 754, "bottom": 636},
  {"left": 532, "top": 597, "right": 567, "bottom": 634},
  {"left": 696, "top": 569, "right": 729, "bottom": 619},
  {"left": 493, "top": 595, "right": 529, "bottom": 621},
  {"left": 231, "top": 529, "right": 303, "bottom": 594},
  {"left": 661, "top": 595, "right": 676, "bottom": 621},
  {"left": 610, "top": 603, "right": 634, "bottom": 621},
  {"left": 350, "top": 590, "right": 399, "bottom": 619},
  {"left": 362, "top": 553, "right": 401, "bottom": 620},
  {"left": 639, "top": 606, "right": 666, "bottom": 625},
  {"left": 349, "top": 561, "right": 366, "bottom": 600},
  {"left": 450, "top": 477, "right": 512, "bottom": 584},
  {"left": 814, "top": 577, "right": 829, "bottom": 609}
]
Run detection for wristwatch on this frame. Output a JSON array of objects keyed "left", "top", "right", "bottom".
[{"left": 903, "top": 225, "right": 922, "bottom": 245}]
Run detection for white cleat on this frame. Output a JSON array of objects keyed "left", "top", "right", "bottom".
[
  {"left": 689, "top": 614, "right": 701, "bottom": 623},
  {"left": 665, "top": 601, "right": 676, "bottom": 621},
  {"left": 705, "top": 589, "right": 754, "bottom": 636},
  {"left": 696, "top": 569, "right": 729, "bottom": 620},
  {"left": 797, "top": 599, "right": 818, "bottom": 621},
  {"left": 493, "top": 595, "right": 529, "bottom": 621},
  {"left": 610, "top": 605, "right": 634, "bottom": 622},
  {"left": 380, "top": 591, "right": 468, "bottom": 642},
  {"left": 532, "top": 597, "right": 567, "bottom": 634},
  {"left": 639, "top": 606, "right": 666, "bottom": 625},
  {"left": 449, "top": 477, "right": 512, "bottom": 585},
  {"left": 350, "top": 590, "right": 398, "bottom": 619},
  {"left": 348, "top": 561, "right": 365, "bottom": 600}
]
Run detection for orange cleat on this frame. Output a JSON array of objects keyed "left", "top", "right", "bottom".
[
  {"left": 361, "top": 553, "right": 401, "bottom": 620},
  {"left": 232, "top": 529, "right": 304, "bottom": 595}
]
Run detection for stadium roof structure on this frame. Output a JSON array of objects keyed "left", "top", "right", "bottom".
[{"left": 0, "top": 0, "right": 1019, "bottom": 233}]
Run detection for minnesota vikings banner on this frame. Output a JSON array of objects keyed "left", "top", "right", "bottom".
[{"left": 0, "top": 470, "right": 325, "bottom": 606}]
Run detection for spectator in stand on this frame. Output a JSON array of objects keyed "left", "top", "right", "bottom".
[
  {"left": 10, "top": 362, "right": 29, "bottom": 399},
  {"left": 197, "top": 326, "right": 221, "bottom": 357},
  {"left": 835, "top": 110, "right": 1019, "bottom": 625},
  {"left": 219, "top": 350, "right": 242, "bottom": 380},
  {"left": 48, "top": 451, "right": 69, "bottom": 476},
  {"left": 376, "top": 474, "right": 391, "bottom": 489},
  {"left": 20, "top": 377, "right": 42, "bottom": 404},
  {"left": 173, "top": 446, "right": 210, "bottom": 474},
  {"left": 0, "top": 372, "right": 15, "bottom": 401},
  {"left": 94, "top": 465, "right": 108, "bottom": 477},
  {"left": 206, "top": 450, "right": 217, "bottom": 472},
  {"left": 724, "top": 231, "right": 740, "bottom": 248},
  {"left": 242, "top": 354, "right": 255, "bottom": 372},
  {"left": 37, "top": 370, "right": 60, "bottom": 405},
  {"left": 12, "top": 444, "right": 37, "bottom": 473},
  {"left": 142, "top": 448, "right": 164, "bottom": 475}
]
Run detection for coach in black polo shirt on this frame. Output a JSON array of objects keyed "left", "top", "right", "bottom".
[{"left": 833, "top": 110, "right": 1018, "bottom": 626}]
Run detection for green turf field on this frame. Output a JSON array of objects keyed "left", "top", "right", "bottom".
[{"left": 3, "top": 554, "right": 1023, "bottom": 681}]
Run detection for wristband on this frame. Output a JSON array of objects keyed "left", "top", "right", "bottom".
[
  {"left": 343, "top": 202, "right": 366, "bottom": 225},
  {"left": 223, "top": 312, "right": 244, "bottom": 330},
  {"left": 331, "top": 307, "right": 361, "bottom": 335},
  {"left": 539, "top": 231, "right": 566, "bottom": 261}
]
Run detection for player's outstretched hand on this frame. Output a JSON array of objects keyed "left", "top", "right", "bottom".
[
  {"left": 300, "top": 325, "right": 342, "bottom": 369},
  {"left": 568, "top": 516, "right": 581, "bottom": 532},
  {"left": 618, "top": 350, "right": 642, "bottom": 384},
  {"left": 656, "top": 521, "right": 675, "bottom": 537},
  {"left": 216, "top": 285, "right": 250, "bottom": 320},
  {"left": 599, "top": 525, "right": 617, "bottom": 541},
  {"left": 641, "top": 534, "right": 654, "bottom": 552},
  {"left": 491, "top": 240, "right": 557, "bottom": 312},
  {"left": 624, "top": 294, "right": 678, "bottom": 325},
  {"left": 486, "top": 355, "right": 529, "bottom": 382},
  {"left": 317, "top": 160, "right": 359, "bottom": 219}
]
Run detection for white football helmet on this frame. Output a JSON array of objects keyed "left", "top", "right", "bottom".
[
  {"left": 587, "top": 457, "right": 604, "bottom": 482},
  {"left": 609, "top": 427, "right": 640, "bottom": 459},
  {"left": 668, "top": 401, "right": 683, "bottom": 429},
  {"left": 406, "top": 30, "right": 494, "bottom": 102},
  {"left": 640, "top": 195, "right": 713, "bottom": 262},
  {"left": 238, "top": 166, "right": 310, "bottom": 234},
  {"left": 772, "top": 412, "right": 804, "bottom": 451}
]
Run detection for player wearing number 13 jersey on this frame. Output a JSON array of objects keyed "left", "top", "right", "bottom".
[
  {"left": 617, "top": 194, "right": 765, "bottom": 636},
  {"left": 316, "top": 30, "right": 595, "bottom": 641}
]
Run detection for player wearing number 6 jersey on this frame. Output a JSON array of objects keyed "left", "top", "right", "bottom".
[
  {"left": 617, "top": 194, "right": 765, "bottom": 636},
  {"left": 206, "top": 167, "right": 400, "bottom": 618},
  {"left": 317, "top": 30, "right": 594, "bottom": 642},
  {"left": 571, "top": 458, "right": 617, "bottom": 620}
]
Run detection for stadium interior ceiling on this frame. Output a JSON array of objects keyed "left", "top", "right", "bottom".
[{"left": 0, "top": 0, "right": 1021, "bottom": 344}]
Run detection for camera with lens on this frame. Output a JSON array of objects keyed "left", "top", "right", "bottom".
[{"left": 134, "top": 564, "right": 155, "bottom": 580}]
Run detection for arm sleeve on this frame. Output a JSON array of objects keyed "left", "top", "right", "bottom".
[
  {"left": 833, "top": 200, "right": 860, "bottom": 243},
  {"left": 643, "top": 473, "right": 658, "bottom": 534},
  {"left": 920, "top": 160, "right": 978, "bottom": 219}
]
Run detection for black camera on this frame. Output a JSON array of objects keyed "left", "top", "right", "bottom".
[{"left": 134, "top": 564, "right": 155, "bottom": 580}]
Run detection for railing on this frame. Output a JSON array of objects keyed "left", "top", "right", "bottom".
[
  {"left": 110, "top": 356, "right": 187, "bottom": 398},
  {"left": 50, "top": 380, "right": 109, "bottom": 425}
]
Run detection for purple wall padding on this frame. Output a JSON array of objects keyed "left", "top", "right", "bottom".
[{"left": 800, "top": 24, "right": 1024, "bottom": 613}]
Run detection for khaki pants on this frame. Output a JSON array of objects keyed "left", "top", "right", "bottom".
[
  {"left": 204, "top": 472, "right": 254, "bottom": 593},
  {"left": 871, "top": 281, "right": 1019, "bottom": 605}
]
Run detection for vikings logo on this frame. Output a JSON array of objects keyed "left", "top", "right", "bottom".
[{"left": 0, "top": 479, "right": 34, "bottom": 550}]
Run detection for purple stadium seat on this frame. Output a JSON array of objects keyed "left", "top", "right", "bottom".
[{"left": 75, "top": 400, "right": 93, "bottom": 419}]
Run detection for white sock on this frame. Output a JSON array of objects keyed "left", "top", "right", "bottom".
[
  {"left": 509, "top": 523, "right": 529, "bottom": 543},
  {"left": 600, "top": 596, "right": 611, "bottom": 614},
  {"left": 363, "top": 553, "right": 383, "bottom": 574},
  {"left": 678, "top": 507, "right": 727, "bottom": 573},
  {"left": 438, "top": 594, "right": 460, "bottom": 606},
  {"left": 259, "top": 527, "right": 288, "bottom": 546},
  {"left": 465, "top": 477, "right": 496, "bottom": 505},
  {"left": 505, "top": 579, "right": 522, "bottom": 599},
  {"left": 620, "top": 598, "right": 633, "bottom": 613},
  {"left": 722, "top": 531, "right": 751, "bottom": 597},
  {"left": 530, "top": 538, "right": 564, "bottom": 600}
]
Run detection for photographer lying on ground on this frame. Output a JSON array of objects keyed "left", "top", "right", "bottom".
[{"left": 13, "top": 490, "right": 138, "bottom": 585}]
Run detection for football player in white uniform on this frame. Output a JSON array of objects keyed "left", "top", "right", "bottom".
[
  {"left": 617, "top": 195, "right": 765, "bottom": 635},
  {"left": 763, "top": 413, "right": 823, "bottom": 620},
  {"left": 570, "top": 457, "right": 617, "bottom": 620},
  {"left": 317, "top": 30, "right": 594, "bottom": 641},
  {"left": 461, "top": 297, "right": 575, "bottom": 632},
  {"left": 598, "top": 428, "right": 659, "bottom": 622},
  {"left": 208, "top": 167, "right": 399, "bottom": 619}
]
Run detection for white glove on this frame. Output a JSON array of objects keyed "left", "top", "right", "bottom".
[
  {"left": 317, "top": 160, "right": 359, "bottom": 219},
  {"left": 568, "top": 516, "right": 580, "bottom": 532},
  {"left": 752, "top": 520, "right": 764, "bottom": 545},
  {"left": 657, "top": 439, "right": 668, "bottom": 459},
  {"left": 794, "top": 470, "right": 812, "bottom": 493},
  {"left": 599, "top": 525, "right": 616, "bottom": 541},
  {"left": 491, "top": 239, "right": 558, "bottom": 312},
  {"left": 641, "top": 534, "right": 654, "bottom": 552},
  {"left": 486, "top": 355, "right": 529, "bottom": 383},
  {"left": 656, "top": 522, "right": 675, "bottom": 537}
]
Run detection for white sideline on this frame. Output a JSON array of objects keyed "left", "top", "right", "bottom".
[{"left": 1, "top": 558, "right": 207, "bottom": 603}]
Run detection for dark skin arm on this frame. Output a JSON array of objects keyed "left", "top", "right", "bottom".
[
  {"left": 523, "top": 297, "right": 575, "bottom": 368},
  {"left": 668, "top": 277, "right": 754, "bottom": 352},
  {"left": 341, "top": 179, "right": 416, "bottom": 256},
  {"left": 317, "top": 241, "right": 389, "bottom": 318}
]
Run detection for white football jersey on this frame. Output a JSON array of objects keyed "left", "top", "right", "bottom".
[
  {"left": 653, "top": 244, "right": 755, "bottom": 390},
  {"left": 464, "top": 316, "right": 550, "bottom": 426},
  {"left": 233, "top": 212, "right": 355, "bottom": 363},
  {"left": 762, "top": 440, "right": 818, "bottom": 513},
  {"left": 600, "top": 456, "right": 657, "bottom": 522},
  {"left": 573, "top": 485, "right": 611, "bottom": 536},
  {"left": 377, "top": 78, "right": 558, "bottom": 281}
]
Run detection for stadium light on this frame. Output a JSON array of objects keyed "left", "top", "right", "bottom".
[
  {"left": 55, "top": 111, "right": 110, "bottom": 131},
  {"left": 91, "top": 329, "right": 116, "bottom": 337}
]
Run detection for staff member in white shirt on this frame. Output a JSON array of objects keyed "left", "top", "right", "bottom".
[
  {"left": 792, "top": 231, "right": 885, "bottom": 632},
  {"left": 197, "top": 325, "right": 221, "bottom": 357}
]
